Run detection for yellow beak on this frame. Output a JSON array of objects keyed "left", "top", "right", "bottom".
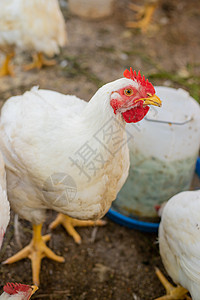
[
  {"left": 31, "top": 285, "right": 39, "bottom": 297},
  {"left": 136, "top": 94, "right": 162, "bottom": 107}
]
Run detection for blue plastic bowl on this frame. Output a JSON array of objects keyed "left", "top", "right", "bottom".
[{"left": 106, "top": 157, "right": 200, "bottom": 233}]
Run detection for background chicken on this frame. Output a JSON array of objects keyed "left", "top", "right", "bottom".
[
  {"left": 0, "top": 0, "right": 67, "bottom": 76},
  {"left": 0, "top": 69, "right": 161, "bottom": 286},
  {"left": 0, "top": 283, "right": 38, "bottom": 300},
  {"left": 156, "top": 190, "right": 200, "bottom": 300},
  {"left": 126, "top": 0, "right": 159, "bottom": 32},
  {"left": 0, "top": 151, "right": 9, "bottom": 250}
]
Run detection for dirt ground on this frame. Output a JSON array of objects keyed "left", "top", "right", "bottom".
[{"left": 0, "top": 0, "right": 200, "bottom": 299}]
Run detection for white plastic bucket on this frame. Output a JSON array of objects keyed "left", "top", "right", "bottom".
[{"left": 113, "top": 87, "right": 200, "bottom": 221}]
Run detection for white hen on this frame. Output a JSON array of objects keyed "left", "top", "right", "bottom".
[
  {"left": 0, "top": 69, "right": 161, "bottom": 285},
  {"left": 0, "top": 283, "right": 38, "bottom": 300},
  {"left": 156, "top": 190, "right": 200, "bottom": 300},
  {"left": 0, "top": 0, "right": 67, "bottom": 75},
  {"left": 0, "top": 151, "right": 9, "bottom": 250}
]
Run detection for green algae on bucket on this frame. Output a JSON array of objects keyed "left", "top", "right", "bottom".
[{"left": 113, "top": 153, "right": 198, "bottom": 221}]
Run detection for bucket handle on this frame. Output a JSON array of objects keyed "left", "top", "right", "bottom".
[{"left": 144, "top": 116, "right": 193, "bottom": 125}]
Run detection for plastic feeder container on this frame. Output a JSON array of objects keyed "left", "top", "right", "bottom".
[
  {"left": 107, "top": 157, "right": 200, "bottom": 233},
  {"left": 109, "top": 87, "right": 200, "bottom": 229}
]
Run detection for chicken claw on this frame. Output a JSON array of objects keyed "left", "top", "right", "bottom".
[
  {"left": 49, "top": 213, "right": 107, "bottom": 244},
  {"left": 126, "top": 1, "right": 158, "bottom": 33},
  {"left": 24, "top": 52, "right": 56, "bottom": 71},
  {"left": 2, "top": 223, "right": 64, "bottom": 286},
  {"left": 155, "top": 267, "right": 190, "bottom": 300},
  {"left": 0, "top": 52, "right": 15, "bottom": 77}
]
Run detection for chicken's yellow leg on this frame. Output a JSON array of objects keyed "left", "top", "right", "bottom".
[
  {"left": 126, "top": 1, "right": 158, "bottom": 33},
  {"left": 0, "top": 52, "right": 15, "bottom": 77},
  {"left": 24, "top": 52, "right": 56, "bottom": 71},
  {"left": 155, "top": 267, "right": 191, "bottom": 300},
  {"left": 50, "top": 213, "right": 106, "bottom": 244},
  {"left": 2, "top": 223, "right": 64, "bottom": 286}
]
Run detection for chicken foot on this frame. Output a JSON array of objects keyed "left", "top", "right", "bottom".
[
  {"left": 126, "top": 1, "right": 158, "bottom": 33},
  {"left": 155, "top": 267, "right": 191, "bottom": 300},
  {"left": 2, "top": 223, "right": 64, "bottom": 286},
  {"left": 24, "top": 52, "right": 56, "bottom": 71},
  {"left": 49, "top": 213, "right": 107, "bottom": 244},
  {"left": 0, "top": 52, "right": 15, "bottom": 77}
]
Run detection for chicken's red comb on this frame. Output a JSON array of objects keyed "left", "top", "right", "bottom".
[
  {"left": 124, "top": 68, "right": 155, "bottom": 94},
  {"left": 3, "top": 283, "right": 31, "bottom": 295}
]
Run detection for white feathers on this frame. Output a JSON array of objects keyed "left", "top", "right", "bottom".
[
  {"left": 159, "top": 190, "right": 200, "bottom": 300},
  {"left": 0, "top": 151, "right": 9, "bottom": 249},
  {"left": 0, "top": 78, "right": 132, "bottom": 224},
  {"left": 0, "top": 289, "right": 31, "bottom": 300},
  {"left": 0, "top": 0, "right": 67, "bottom": 56}
]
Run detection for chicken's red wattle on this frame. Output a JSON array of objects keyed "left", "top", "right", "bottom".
[{"left": 122, "top": 102, "right": 149, "bottom": 123}]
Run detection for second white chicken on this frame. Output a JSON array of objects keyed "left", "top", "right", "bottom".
[{"left": 157, "top": 190, "right": 200, "bottom": 300}]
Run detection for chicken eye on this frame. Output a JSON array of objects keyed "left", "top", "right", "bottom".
[
  {"left": 124, "top": 88, "right": 134, "bottom": 96},
  {"left": 147, "top": 92, "right": 152, "bottom": 97}
]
